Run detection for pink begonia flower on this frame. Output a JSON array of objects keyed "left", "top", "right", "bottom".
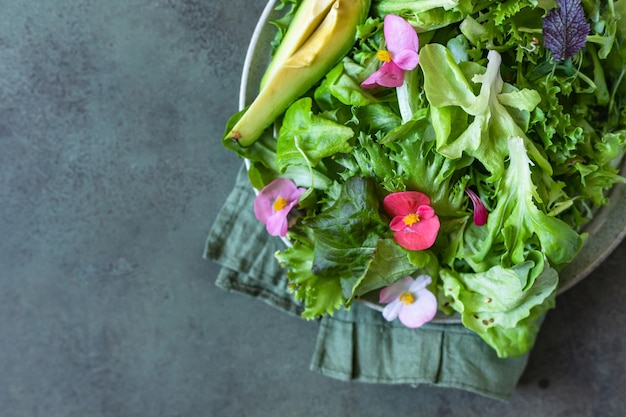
[
  {"left": 383, "top": 191, "right": 440, "bottom": 251},
  {"left": 254, "top": 178, "right": 306, "bottom": 237},
  {"left": 465, "top": 188, "right": 488, "bottom": 226},
  {"left": 361, "top": 14, "right": 419, "bottom": 89},
  {"left": 379, "top": 275, "right": 437, "bottom": 328}
]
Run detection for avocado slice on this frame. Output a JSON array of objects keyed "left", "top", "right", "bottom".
[
  {"left": 260, "top": 0, "right": 337, "bottom": 90},
  {"left": 226, "top": 0, "right": 371, "bottom": 147}
]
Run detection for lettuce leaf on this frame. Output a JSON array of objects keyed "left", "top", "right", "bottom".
[
  {"left": 276, "top": 97, "right": 354, "bottom": 172},
  {"left": 420, "top": 44, "right": 552, "bottom": 180},
  {"left": 303, "top": 176, "right": 389, "bottom": 297},
  {"left": 440, "top": 259, "right": 558, "bottom": 358},
  {"left": 372, "top": 0, "right": 475, "bottom": 32},
  {"left": 351, "top": 238, "right": 424, "bottom": 298},
  {"left": 275, "top": 235, "right": 344, "bottom": 319},
  {"left": 464, "top": 137, "right": 585, "bottom": 272}
]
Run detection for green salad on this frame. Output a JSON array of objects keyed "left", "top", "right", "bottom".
[{"left": 222, "top": 0, "right": 626, "bottom": 357}]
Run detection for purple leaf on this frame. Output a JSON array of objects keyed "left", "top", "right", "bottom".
[{"left": 542, "top": 0, "right": 590, "bottom": 61}]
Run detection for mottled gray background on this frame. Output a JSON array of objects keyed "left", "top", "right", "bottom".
[{"left": 0, "top": 0, "right": 624, "bottom": 416}]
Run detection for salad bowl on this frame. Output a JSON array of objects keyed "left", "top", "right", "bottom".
[
  {"left": 239, "top": 0, "right": 626, "bottom": 294},
  {"left": 226, "top": 0, "right": 626, "bottom": 351}
]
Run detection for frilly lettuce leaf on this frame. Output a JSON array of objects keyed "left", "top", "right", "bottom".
[
  {"left": 420, "top": 44, "right": 551, "bottom": 180},
  {"left": 337, "top": 129, "right": 471, "bottom": 218},
  {"left": 465, "top": 137, "right": 585, "bottom": 271},
  {"left": 388, "top": 133, "right": 472, "bottom": 217},
  {"left": 275, "top": 236, "right": 344, "bottom": 320}
]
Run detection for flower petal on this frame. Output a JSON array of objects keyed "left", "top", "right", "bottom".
[
  {"left": 392, "top": 49, "right": 419, "bottom": 71},
  {"left": 253, "top": 197, "right": 273, "bottom": 223},
  {"left": 263, "top": 178, "right": 299, "bottom": 197},
  {"left": 265, "top": 212, "right": 289, "bottom": 237},
  {"left": 383, "top": 191, "right": 431, "bottom": 217},
  {"left": 388, "top": 215, "right": 407, "bottom": 232},
  {"left": 397, "top": 288, "right": 437, "bottom": 328},
  {"left": 361, "top": 61, "right": 405, "bottom": 88},
  {"left": 254, "top": 178, "right": 305, "bottom": 234},
  {"left": 416, "top": 204, "right": 436, "bottom": 220},
  {"left": 379, "top": 276, "right": 413, "bottom": 303},
  {"left": 374, "top": 62, "right": 406, "bottom": 87},
  {"left": 282, "top": 196, "right": 301, "bottom": 214},
  {"left": 408, "top": 274, "right": 432, "bottom": 292},
  {"left": 382, "top": 300, "right": 403, "bottom": 322},
  {"left": 465, "top": 188, "right": 489, "bottom": 226},
  {"left": 360, "top": 69, "right": 383, "bottom": 89},
  {"left": 393, "top": 215, "right": 440, "bottom": 251},
  {"left": 285, "top": 184, "right": 307, "bottom": 202},
  {"left": 383, "top": 14, "right": 419, "bottom": 57},
  {"left": 254, "top": 178, "right": 298, "bottom": 221}
]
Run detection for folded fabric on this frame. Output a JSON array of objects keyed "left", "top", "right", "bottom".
[
  {"left": 311, "top": 304, "right": 529, "bottom": 400},
  {"left": 205, "top": 166, "right": 303, "bottom": 318},
  {"left": 205, "top": 165, "right": 529, "bottom": 401}
]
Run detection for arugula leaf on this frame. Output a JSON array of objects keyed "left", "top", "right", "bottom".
[{"left": 542, "top": 0, "right": 591, "bottom": 61}]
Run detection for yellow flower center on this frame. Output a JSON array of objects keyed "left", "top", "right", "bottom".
[
  {"left": 403, "top": 213, "right": 420, "bottom": 226},
  {"left": 399, "top": 292, "right": 415, "bottom": 305},
  {"left": 273, "top": 197, "right": 288, "bottom": 211},
  {"left": 376, "top": 49, "right": 391, "bottom": 63}
]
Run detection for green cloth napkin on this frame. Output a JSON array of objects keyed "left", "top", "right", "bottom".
[{"left": 205, "top": 166, "right": 530, "bottom": 401}]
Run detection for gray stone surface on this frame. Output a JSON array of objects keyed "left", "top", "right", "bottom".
[{"left": 0, "top": 0, "right": 624, "bottom": 416}]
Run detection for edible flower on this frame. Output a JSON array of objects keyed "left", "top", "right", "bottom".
[
  {"left": 383, "top": 191, "right": 440, "bottom": 251},
  {"left": 361, "top": 14, "right": 419, "bottom": 89},
  {"left": 254, "top": 178, "right": 306, "bottom": 237},
  {"left": 379, "top": 275, "right": 437, "bottom": 328},
  {"left": 465, "top": 188, "right": 488, "bottom": 226}
]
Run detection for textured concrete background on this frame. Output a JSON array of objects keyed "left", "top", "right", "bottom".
[{"left": 0, "top": 0, "right": 624, "bottom": 416}]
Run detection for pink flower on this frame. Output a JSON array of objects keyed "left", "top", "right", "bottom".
[
  {"left": 361, "top": 14, "right": 419, "bottom": 89},
  {"left": 383, "top": 191, "right": 440, "bottom": 251},
  {"left": 465, "top": 188, "right": 488, "bottom": 226},
  {"left": 254, "top": 178, "right": 306, "bottom": 237},
  {"left": 379, "top": 275, "right": 437, "bottom": 328}
]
